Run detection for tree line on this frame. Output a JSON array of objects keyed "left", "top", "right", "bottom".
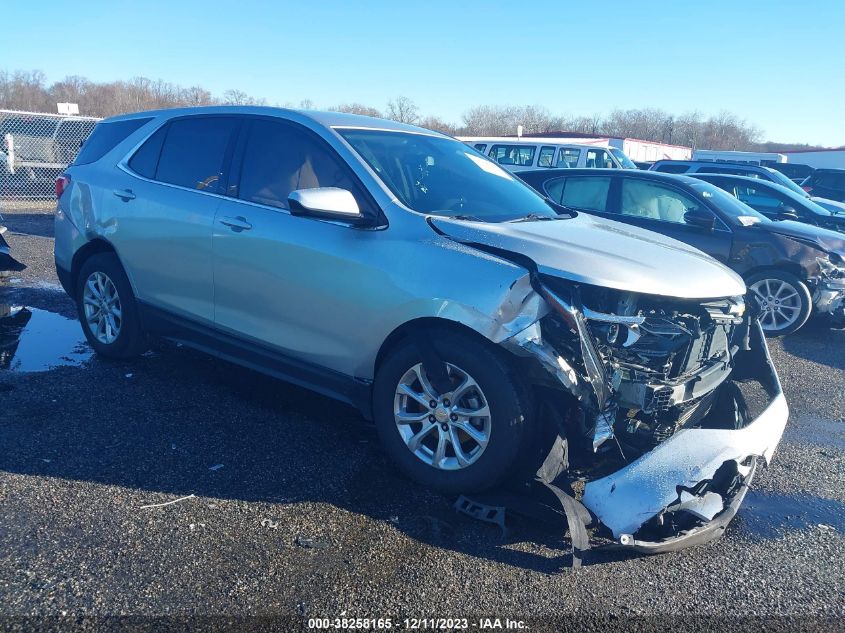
[{"left": 0, "top": 69, "right": 814, "bottom": 151}]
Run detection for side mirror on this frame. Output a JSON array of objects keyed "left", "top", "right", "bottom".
[
  {"left": 778, "top": 205, "right": 799, "bottom": 220},
  {"left": 683, "top": 207, "right": 716, "bottom": 231},
  {"left": 288, "top": 188, "right": 363, "bottom": 223}
]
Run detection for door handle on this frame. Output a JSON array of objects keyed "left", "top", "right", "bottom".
[
  {"left": 113, "top": 189, "right": 136, "bottom": 201},
  {"left": 219, "top": 216, "right": 252, "bottom": 232}
]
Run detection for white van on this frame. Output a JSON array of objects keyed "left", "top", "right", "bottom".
[{"left": 458, "top": 137, "right": 637, "bottom": 173}]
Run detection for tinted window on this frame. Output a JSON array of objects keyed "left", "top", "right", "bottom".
[
  {"left": 237, "top": 119, "right": 366, "bottom": 212},
  {"left": 128, "top": 125, "right": 168, "bottom": 179},
  {"left": 557, "top": 148, "right": 580, "bottom": 168},
  {"left": 339, "top": 129, "right": 555, "bottom": 222},
  {"left": 654, "top": 164, "right": 690, "bottom": 174},
  {"left": 473, "top": 143, "right": 487, "bottom": 152},
  {"left": 154, "top": 117, "right": 239, "bottom": 192},
  {"left": 537, "top": 146, "right": 555, "bottom": 168},
  {"left": 619, "top": 179, "right": 701, "bottom": 224},
  {"left": 74, "top": 118, "right": 151, "bottom": 165},
  {"left": 815, "top": 171, "right": 845, "bottom": 189},
  {"left": 488, "top": 144, "right": 536, "bottom": 167},
  {"left": 546, "top": 176, "right": 611, "bottom": 211}
]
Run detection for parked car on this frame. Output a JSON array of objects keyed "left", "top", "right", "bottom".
[
  {"left": 634, "top": 161, "right": 654, "bottom": 170},
  {"left": 0, "top": 214, "right": 26, "bottom": 273},
  {"left": 55, "top": 107, "right": 788, "bottom": 551},
  {"left": 690, "top": 173, "right": 845, "bottom": 234},
  {"left": 458, "top": 138, "right": 637, "bottom": 172},
  {"left": 770, "top": 162, "right": 814, "bottom": 185},
  {"left": 1, "top": 114, "right": 97, "bottom": 196},
  {"left": 519, "top": 168, "right": 845, "bottom": 335},
  {"left": 801, "top": 168, "right": 845, "bottom": 203},
  {"left": 650, "top": 159, "right": 845, "bottom": 214}
]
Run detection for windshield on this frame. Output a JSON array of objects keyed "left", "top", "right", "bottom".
[
  {"left": 337, "top": 129, "right": 556, "bottom": 222},
  {"left": 609, "top": 147, "right": 638, "bottom": 169},
  {"left": 688, "top": 181, "right": 771, "bottom": 226},
  {"left": 765, "top": 167, "right": 810, "bottom": 197}
]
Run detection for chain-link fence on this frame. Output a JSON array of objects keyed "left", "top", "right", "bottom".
[{"left": 1, "top": 109, "right": 100, "bottom": 208}]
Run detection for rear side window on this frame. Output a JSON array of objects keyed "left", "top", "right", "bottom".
[
  {"left": 128, "top": 125, "right": 168, "bottom": 178},
  {"left": 236, "top": 119, "right": 370, "bottom": 214},
  {"left": 153, "top": 117, "right": 239, "bottom": 192},
  {"left": 74, "top": 118, "right": 151, "bottom": 165},
  {"left": 488, "top": 144, "right": 535, "bottom": 167},
  {"left": 654, "top": 164, "right": 690, "bottom": 174},
  {"left": 546, "top": 176, "right": 611, "bottom": 211}
]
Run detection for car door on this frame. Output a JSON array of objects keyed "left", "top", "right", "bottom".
[
  {"left": 610, "top": 177, "right": 733, "bottom": 264},
  {"left": 114, "top": 115, "right": 240, "bottom": 324},
  {"left": 211, "top": 117, "right": 382, "bottom": 375}
]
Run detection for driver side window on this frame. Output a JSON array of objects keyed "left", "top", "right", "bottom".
[
  {"left": 236, "top": 119, "right": 369, "bottom": 214},
  {"left": 619, "top": 179, "right": 703, "bottom": 225},
  {"left": 734, "top": 185, "right": 784, "bottom": 215}
]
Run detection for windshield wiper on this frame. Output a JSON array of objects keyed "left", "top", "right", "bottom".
[{"left": 508, "top": 213, "right": 561, "bottom": 223}]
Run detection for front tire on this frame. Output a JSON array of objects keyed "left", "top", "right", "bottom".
[
  {"left": 75, "top": 252, "right": 147, "bottom": 358},
  {"left": 373, "top": 330, "right": 532, "bottom": 494},
  {"left": 746, "top": 270, "right": 812, "bottom": 337}
]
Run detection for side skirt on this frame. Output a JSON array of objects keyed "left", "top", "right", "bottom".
[{"left": 137, "top": 301, "right": 373, "bottom": 419}]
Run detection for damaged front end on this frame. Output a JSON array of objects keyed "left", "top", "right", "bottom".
[
  {"left": 503, "top": 275, "right": 787, "bottom": 552},
  {"left": 812, "top": 256, "right": 845, "bottom": 326}
]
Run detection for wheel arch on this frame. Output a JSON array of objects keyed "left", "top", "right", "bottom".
[
  {"left": 742, "top": 262, "right": 810, "bottom": 286},
  {"left": 70, "top": 239, "right": 119, "bottom": 298}
]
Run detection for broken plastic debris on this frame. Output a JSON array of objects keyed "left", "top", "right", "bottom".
[
  {"left": 209, "top": 464, "right": 224, "bottom": 471},
  {"left": 140, "top": 493, "right": 196, "bottom": 509},
  {"left": 125, "top": 373, "right": 133, "bottom": 378},
  {"left": 261, "top": 519, "right": 279, "bottom": 529},
  {"left": 189, "top": 523, "right": 205, "bottom": 531}
]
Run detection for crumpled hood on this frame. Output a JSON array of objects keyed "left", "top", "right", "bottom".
[
  {"left": 430, "top": 214, "right": 746, "bottom": 300},
  {"left": 762, "top": 220, "right": 845, "bottom": 257}
]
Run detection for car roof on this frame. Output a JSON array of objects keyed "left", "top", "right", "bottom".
[
  {"left": 518, "top": 167, "right": 702, "bottom": 185},
  {"left": 653, "top": 159, "right": 770, "bottom": 169},
  {"left": 99, "top": 105, "right": 446, "bottom": 137}
]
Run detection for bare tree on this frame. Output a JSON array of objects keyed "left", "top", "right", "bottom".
[
  {"left": 418, "top": 115, "right": 459, "bottom": 136},
  {"left": 330, "top": 102, "right": 382, "bottom": 117},
  {"left": 386, "top": 96, "right": 419, "bottom": 124}
]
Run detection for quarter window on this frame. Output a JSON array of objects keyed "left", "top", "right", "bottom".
[
  {"left": 488, "top": 144, "right": 536, "bottom": 167},
  {"left": 546, "top": 176, "right": 611, "bottom": 211},
  {"left": 128, "top": 125, "right": 167, "bottom": 179},
  {"left": 619, "top": 179, "right": 701, "bottom": 224},
  {"left": 537, "top": 146, "right": 556, "bottom": 168},
  {"left": 237, "top": 119, "right": 365, "bottom": 212},
  {"left": 153, "top": 117, "right": 239, "bottom": 192}
]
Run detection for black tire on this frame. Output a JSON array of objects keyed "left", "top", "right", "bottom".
[
  {"left": 745, "top": 270, "right": 812, "bottom": 337},
  {"left": 75, "top": 252, "right": 147, "bottom": 358},
  {"left": 373, "top": 329, "right": 533, "bottom": 494}
]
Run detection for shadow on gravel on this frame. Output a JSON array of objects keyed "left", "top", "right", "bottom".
[
  {"left": 781, "top": 318, "right": 845, "bottom": 371},
  {"left": 0, "top": 213, "right": 55, "bottom": 238},
  {"left": 0, "top": 300, "right": 604, "bottom": 573}
]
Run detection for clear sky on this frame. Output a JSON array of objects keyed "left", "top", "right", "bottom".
[{"left": 2, "top": 0, "right": 844, "bottom": 146}]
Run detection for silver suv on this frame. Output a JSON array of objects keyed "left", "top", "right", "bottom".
[{"left": 55, "top": 107, "right": 788, "bottom": 549}]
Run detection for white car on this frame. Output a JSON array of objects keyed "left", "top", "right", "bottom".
[{"left": 459, "top": 137, "right": 637, "bottom": 173}]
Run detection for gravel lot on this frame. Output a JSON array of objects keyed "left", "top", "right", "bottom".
[{"left": 1, "top": 203, "right": 844, "bottom": 630}]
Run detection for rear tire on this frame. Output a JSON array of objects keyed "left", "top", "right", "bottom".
[
  {"left": 75, "top": 252, "right": 147, "bottom": 358},
  {"left": 745, "top": 270, "right": 812, "bottom": 337},
  {"left": 373, "top": 329, "right": 532, "bottom": 494}
]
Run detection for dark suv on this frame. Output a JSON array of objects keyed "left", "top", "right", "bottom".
[{"left": 802, "top": 169, "right": 845, "bottom": 203}]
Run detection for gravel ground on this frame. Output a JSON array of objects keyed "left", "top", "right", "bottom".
[{"left": 1, "top": 204, "right": 844, "bottom": 631}]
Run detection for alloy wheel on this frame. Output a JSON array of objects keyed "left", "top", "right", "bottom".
[
  {"left": 393, "top": 362, "right": 492, "bottom": 471},
  {"left": 749, "top": 278, "right": 802, "bottom": 333},
  {"left": 82, "top": 271, "right": 123, "bottom": 344}
]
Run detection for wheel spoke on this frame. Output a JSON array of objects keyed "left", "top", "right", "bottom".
[
  {"left": 452, "top": 420, "right": 488, "bottom": 448},
  {"left": 453, "top": 404, "right": 491, "bottom": 419},
  {"left": 395, "top": 410, "right": 430, "bottom": 424},
  {"left": 407, "top": 423, "right": 437, "bottom": 452},
  {"left": 397, "top": 383, "right": 431, "bottom": 409},
  {"left": 432, "top": 429, "right": 448, "bottom": 467},
  {"left": 448, "top": 426, "right": 471, "bottom": 467},
  {"left": 450, "top": 373, "right": 480, "bottom": 403},
  {"left": 411, "top": 364, "right": 439, "bottom": 402}
]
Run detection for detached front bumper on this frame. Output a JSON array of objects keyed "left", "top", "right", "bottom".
[{"left": 581, "top": 321, "right": 788, "bottom": 552}]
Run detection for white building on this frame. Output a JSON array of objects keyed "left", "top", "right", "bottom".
[{"left": 781, "top": 148, "right": 845, "bottom": 169}]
